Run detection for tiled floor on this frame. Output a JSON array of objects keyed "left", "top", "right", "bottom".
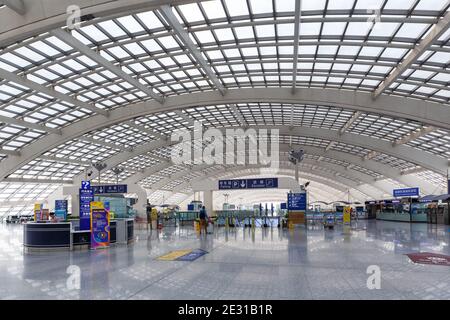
[{"left": 0, "top": 220, "right": 449, "bottom": 300}]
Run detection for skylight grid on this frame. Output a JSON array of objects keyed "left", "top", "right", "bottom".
[
  {"left": 140, "top": 175, "right": 166, "bottom": 187},
  {"left": 120, "top": 155, "right": 161, "bottom": 171},
  {"left": 414, "top": 170, "right": 447, "bottom": 190},
  {"left": 161, "top": 179, "right": 185, "bottom": 190},
  {"left": 371, "top": 153, "right": 417, "bottom": 171},
  {"left": 99, "top": 169, "right": 134, "bottom": 182},
  {"left": 406, "top": 129, "right": 450, "bottom": 159},
  {"left": 44, "top": 140, "right": 119, "bottom": 162},
  {"left": 0, "top": 182, "right": 60, "bottom": 203},
  {"left": 136, "top": 112, "right": 192, "bottom": 135},
  {"left": 0, "top": 126, "right": 45, "bottom": 150},
  {"left": 331, "top": 142, "right": 372, "bottom": 157},
  {"left": 88, "top": 123, "right": 154, "bottom": 148},
  {"left": 347, "top": 113, "right": 422, "bottom": 141}
]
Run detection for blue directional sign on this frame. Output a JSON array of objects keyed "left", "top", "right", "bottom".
[
  {"left": 218, "top": 178, "right": 278, "bottom": 190},
  {"left": 287, "top": 193, "right": 307, "bottom": 211},
  {"left": 393, "top": 187, "right": 419, "bottom": 198},
  {"left": 247, "top": 178, "right": 278, "bottom": 189},
  {"left": 81, "top": 180, "right": 91, "bottom": 190},
  {"left": 92, "top": 184, "right": 128, "bottom": 194},
  {"left": 218, "top": 179, "right": 247, "bottom": 190},
  {"left": 79, "top": 188, "right": 94, "bottom": 231},
  {"left": 280, "top": 203, "right": 287, "bottom": 210}
]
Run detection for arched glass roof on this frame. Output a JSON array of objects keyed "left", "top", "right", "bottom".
[{"left": 0, "top": 0, "right": 449, "bottom": 216}]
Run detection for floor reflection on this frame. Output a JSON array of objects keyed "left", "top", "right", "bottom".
[{"left": 0, "top": 220, "right": 448, "bottom": 300}]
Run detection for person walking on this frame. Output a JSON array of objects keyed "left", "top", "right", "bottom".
[{"left": 199, "top": 206, "right": 208, "bottom": 235}]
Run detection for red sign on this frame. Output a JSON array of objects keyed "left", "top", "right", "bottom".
[{"left": 406, "top": 252, "right": 450, "bottom": 266}]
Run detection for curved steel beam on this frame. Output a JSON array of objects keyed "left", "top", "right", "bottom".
[
  {"left": 143, "top": 143, "right": 438, "bottom": 195},
  {"left": 166, "top": 165, "right": 379, "bottom": 199},
  {"left": 2, "top": 88, "right": 448, "bottom": 181},
  {"left": 205, "top": 168, "right": 374, "bottom": 202},
  {"left": 145, "top": 157, "right": 393, "bottom": 196},
  {"left": 97, "top": 135, "right": 442, "bottom": 196}
]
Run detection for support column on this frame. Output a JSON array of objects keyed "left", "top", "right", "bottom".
[
  {"left": 71, "top": 192, "right": 79, "bottom": 217},
  {"left": 203, "top": 190, "right": 213, "bottom": 216},
  {"left": 295, "top": 164, "right": 299, "bottom": 183},
  {"left": 62, "top": 185, "right": 80, "bottom": 217},
  {"left": 128, "top": 184, "right": 148, "bottom": 218}
]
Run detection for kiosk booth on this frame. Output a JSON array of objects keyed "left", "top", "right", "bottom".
[{"left": 23, "top": 182, "right": 135, "bottom": 252}]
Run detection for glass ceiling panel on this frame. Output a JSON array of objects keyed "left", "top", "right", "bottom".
[{"left": 0, "top": 0, "right": 449, "bottom": 204}]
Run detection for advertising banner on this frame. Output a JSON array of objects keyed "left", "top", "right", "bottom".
[
  {"left": 34, "top": 203, "right": 42, "bottom": 222},
  {"left": 41, "top": 209, "right": 49, "bottom": 221},
  {"left": 90, "top": 202, "right": 110, "bottom": 250},
  {"left": 343, "top": 206, "right": 351, "bottom": 224},
  {"left": 55, "top": 200, "right": 68, "bottom": 221}
]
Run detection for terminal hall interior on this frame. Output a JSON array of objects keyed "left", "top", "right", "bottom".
[{"left": 0, "top": 0, "right": 449, "bottom": 300}]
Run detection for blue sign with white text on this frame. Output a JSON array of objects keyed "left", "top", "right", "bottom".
[
  {"left": 92, "top": 184, "right": 128, "bottom": 194},
  {"left": 393, "top": 187, "right": 419, "bottom": 198},
  {"left": 218, "top": 179, "right": 247, "bottom": 190},
  {"left": 247, "top": 178, "right": 278, "bottom": 189},
  {"left": 79, "top": 188, "right": 94, "bottom": 231},
  {"left": 287, "top": 193, "right": 307, "bottom": 211},
  {"left": 218, "top": 178, "right": 278, "bottom": 190}
]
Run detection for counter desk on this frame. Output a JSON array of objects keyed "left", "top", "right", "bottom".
[
  {"left": 24, "top": 222, "right": 71, "bottom": 252},
  {"left": 23, "top": 219, "right": 134, "bottom": 252}
]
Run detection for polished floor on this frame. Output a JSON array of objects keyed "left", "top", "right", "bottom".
[{"left": 0, "top": 220, "right": 449, "bottom": 300}]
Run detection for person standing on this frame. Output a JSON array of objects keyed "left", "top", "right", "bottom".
[{"left": 199, "top": 206, "right": 208, "bottom": 235}]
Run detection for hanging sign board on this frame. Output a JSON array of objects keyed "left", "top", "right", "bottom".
[
  {"left": 90, "top": 202, "right": 110, "bottom": 250},
  {"left": 218, "top": 178, "right": 278, "bottom": 190},
  {"left": 92, "top": 184, "right": 128, "bottom": 194},
  {"left": 393, "top": 187, "right": 419, "bottom": 197}
]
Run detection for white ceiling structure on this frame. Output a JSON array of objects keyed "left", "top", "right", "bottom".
[{"left": 0, "top": 0, "right": 449, "bottom": 215}]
